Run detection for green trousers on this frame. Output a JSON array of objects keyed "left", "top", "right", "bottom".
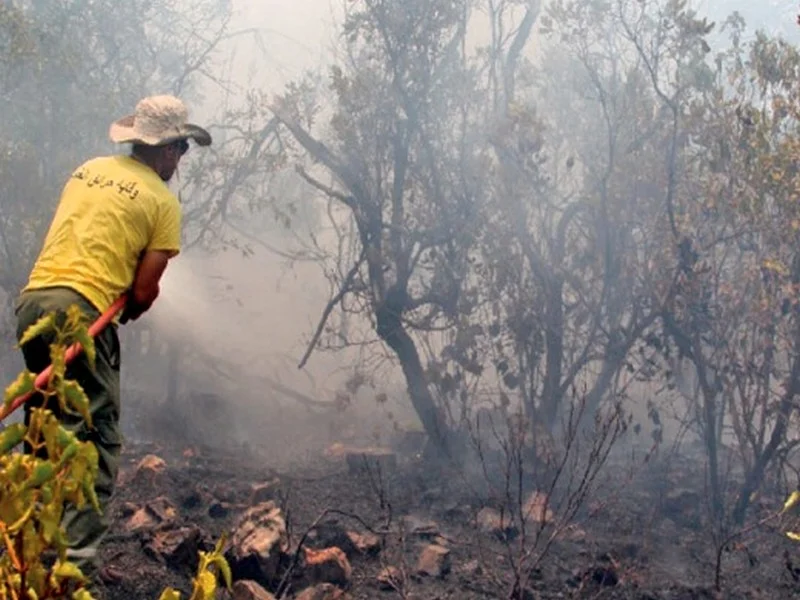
[{"left": 15, "top": 287, "right": 122, "bottom": 578}]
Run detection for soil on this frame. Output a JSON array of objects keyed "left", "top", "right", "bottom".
[{"left": 89, "top": 400, "right": 800, "bottom": 600}]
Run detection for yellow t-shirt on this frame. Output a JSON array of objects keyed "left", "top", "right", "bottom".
[{"left": 23, "top": 155, "right": 182, "bottom": 313}]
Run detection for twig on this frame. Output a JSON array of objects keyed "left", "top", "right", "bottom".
[{"left": 298, "top": 248, "right": 366, "bottom": 369}]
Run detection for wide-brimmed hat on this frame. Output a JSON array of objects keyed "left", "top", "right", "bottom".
[{"left": 109, "top": 95, "right": 212, "bottom": 147}]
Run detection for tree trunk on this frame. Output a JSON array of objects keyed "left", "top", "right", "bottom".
[
  {"left": 732, "top": 351, "right": 800, "bottom": 524},
  {"left": 541, "top": 279, "right": 564, "bottom": 431},
  {"left": 375, "top": 297, "right": 452, "bottom": 458}
]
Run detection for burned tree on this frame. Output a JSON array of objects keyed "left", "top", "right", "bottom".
[{"left": 270, "top": 0, "right": 493, "bottom": 456}]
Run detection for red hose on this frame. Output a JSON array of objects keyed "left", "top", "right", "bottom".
[{"left": 0, "top": 295, "right": 128, "bottom": 422}]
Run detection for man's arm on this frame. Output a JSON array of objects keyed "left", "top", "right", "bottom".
[{"left": 121, "top": 249, "right": 173, "bottom": 323}]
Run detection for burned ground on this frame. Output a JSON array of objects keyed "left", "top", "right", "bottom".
[{"left": 90, "top": 398, "right": 800, "bottom": 600}]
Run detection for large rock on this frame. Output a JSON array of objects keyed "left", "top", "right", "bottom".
[
  {"left": 125, "top": 496, "right": 178, "bottom": 532},
  {"left": 250, "top": 478, "right": 281, "bottom": 504},
  {"left": 225, "top": 501, "right": 289, "bottom": 587},
  {"left": 131, "top": 454, "right": 167, "bottom": 488},
  {"left": 232, "top": 580, "right": 276, "bottom": 600},
  {"left": 143, "top": 526, "right": 202, "bottom": 570},
  {"left": 302, "top": 546, "right": 352, "bottom": 587},
  {"left": 416, "top": 544, "right": 450, "bottom": 578},
  {"left": 476, "top": 507, "right": 517, "bottom": 540},
  {"left": 376, "top": 566, "right": 402, "bottom": 591},
  {"left": 307, "top": 521, "right": 381, "bottom": 559},
  {"left": 521, "top": 491, "right": 553, "bottom": 526}
]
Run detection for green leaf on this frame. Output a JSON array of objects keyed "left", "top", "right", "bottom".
[
  {"left": 72, "top": 588, "right": 96, "bottom": 600},
  {"left": 212, "top": 554, "right": 232, "bottom": 590},
  {"left": 3, "top": 370, "right": 36, "bottom": 408},
  {"left": 53, "top": 560, "right": 87, "bottom": 582},
  {"left": 0, "top": 423, "right": 27, "bottom": 454},
  {"left": 62, "top": 381, "right": 92, "bottom": 427},
  {"left": 17, "top": 313, "right": 55, "bottom": 348},
  {"left": 23, "top": 462, "right": 56, "bottom": 490},
  {"left": 72, "top": 325, "right": 95, "bottom": 371}
]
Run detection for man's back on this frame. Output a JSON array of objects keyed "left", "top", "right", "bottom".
[{"left": 23, "top": 155, "right": 182, "bottom": 314}]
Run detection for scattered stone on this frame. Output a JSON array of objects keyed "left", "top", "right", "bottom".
[
  {"left": 144, "top": 526, "right": 202, "bottom": 570},
  {"left": 132, "top": 454, "right": 167, "bottom": 487},
  {"left": 226, "top": 501, "right": 289, "bottom": 586},
  {"left": 401, "top": 515, "right": 439, "bottom": 539},
  {"left": 302, "top": 546, "right": 352, "bottom": 587},
  {"left": 250, "top": 478, "right": 281, "bottom": 504},
  {"left": 345, "top": 447, "right": 397, "bottom": 475},
  {"left": 376, "top": 566, "right": 402, "bottom": 591},
  {"left": 125, "top": 496, "right": 178, "bottom": 532},
  {"left": 232, "top": 580, "right": 276, "bottom": 600},
  {"left": 522, "top": 491, "right": 553, "bottom": 525},
  {"left": 345, "top": 531, "right": 381, "bottom": 556},
  {"left": 307, "top": 521, "right": 381, "bottom": 559},
  {"left": 476, "top": 507, "right": 517, "bottom": 540},
  {"left": 416, "top": 543, "right": 450, "bottom": 578},
  {"left": 295, "top": 583, "right": 350, "bottom": 600}
]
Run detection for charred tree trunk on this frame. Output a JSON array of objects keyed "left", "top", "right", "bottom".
[
  {"left": 541, "top": 278, "right": 564, "bottom": 430},
  {"left": 375, "top": 286, "right": 452, "bottom": 458}
]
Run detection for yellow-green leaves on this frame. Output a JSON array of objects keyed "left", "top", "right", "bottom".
[
  {"left": 17, "top": 313, "right": 55, "bottom": 348},
  {"left": 0, "top": 423, "right": 26, "bottom": 454},
  {"left": 782, "top": 491, "right": 800, "bottom": 541},
  {"left": 4, "top": 370, "right": 35, "bottom": 408},
  {"left": 784, "top": 490, "right": 800, "bottom": 513},
  {"left": 159, "top": 588, "right": 182, "bottom": 600},
  {"left": 0, "top": 307, "right": 230, "bottom": 600},
  {"left": 62, "top": 381, "right": 92, "bottom": 428}
]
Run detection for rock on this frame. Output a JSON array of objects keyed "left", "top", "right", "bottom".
[
  {"left": 302, "top": 546, "right": 352, "bottom": 587},
  {"left": 231, "top": 580, "right": 276, "bottom": 600},
  {"left": 250, "top": 478, "right": 281, "bottom": 504},
  {"left": 345, "top": 531, "right": 381, "bottom": 556},
  {"left": 345, "top": 447, "right": 397, "bottom": 475},
  {"left": 125, "top": 496, "right": 178, "bottom": 532},
  {"left": 401, "top": 515, "right": 439, "bottom": 539},
  {"left": 416, "top": 543, "right": 450, "bottom": 578},
  {"left": 144, "top": 526, "right": 202, "bottom": 570},
  {"left": 307, "top": 521, "right": 380, "bottom": 559},
  {"left": 295, "top": 583, "right": 350, "bottom": 600},
  {"left": 226, "top": 501, "right": 289, "bottom": 587},
  {"left": 132, "top": 454, "right": 167, "bottom": 487},
  {"left": 476, "top": 507, "right": 517, "bottom": 540},
  {"left": 376, "top": 566, "right": 402, "bottom": 591},
  {"left": 521, "top": 491, "right": 553, "bottom": 525}
]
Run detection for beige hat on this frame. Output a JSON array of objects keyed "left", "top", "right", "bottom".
[{"left": 109, "top": 95, "right": 212, "bottom": 147}]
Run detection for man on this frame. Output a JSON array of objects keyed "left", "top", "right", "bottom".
[{"left": 14, "top": 95, "right": 211, "bottom": 582}]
